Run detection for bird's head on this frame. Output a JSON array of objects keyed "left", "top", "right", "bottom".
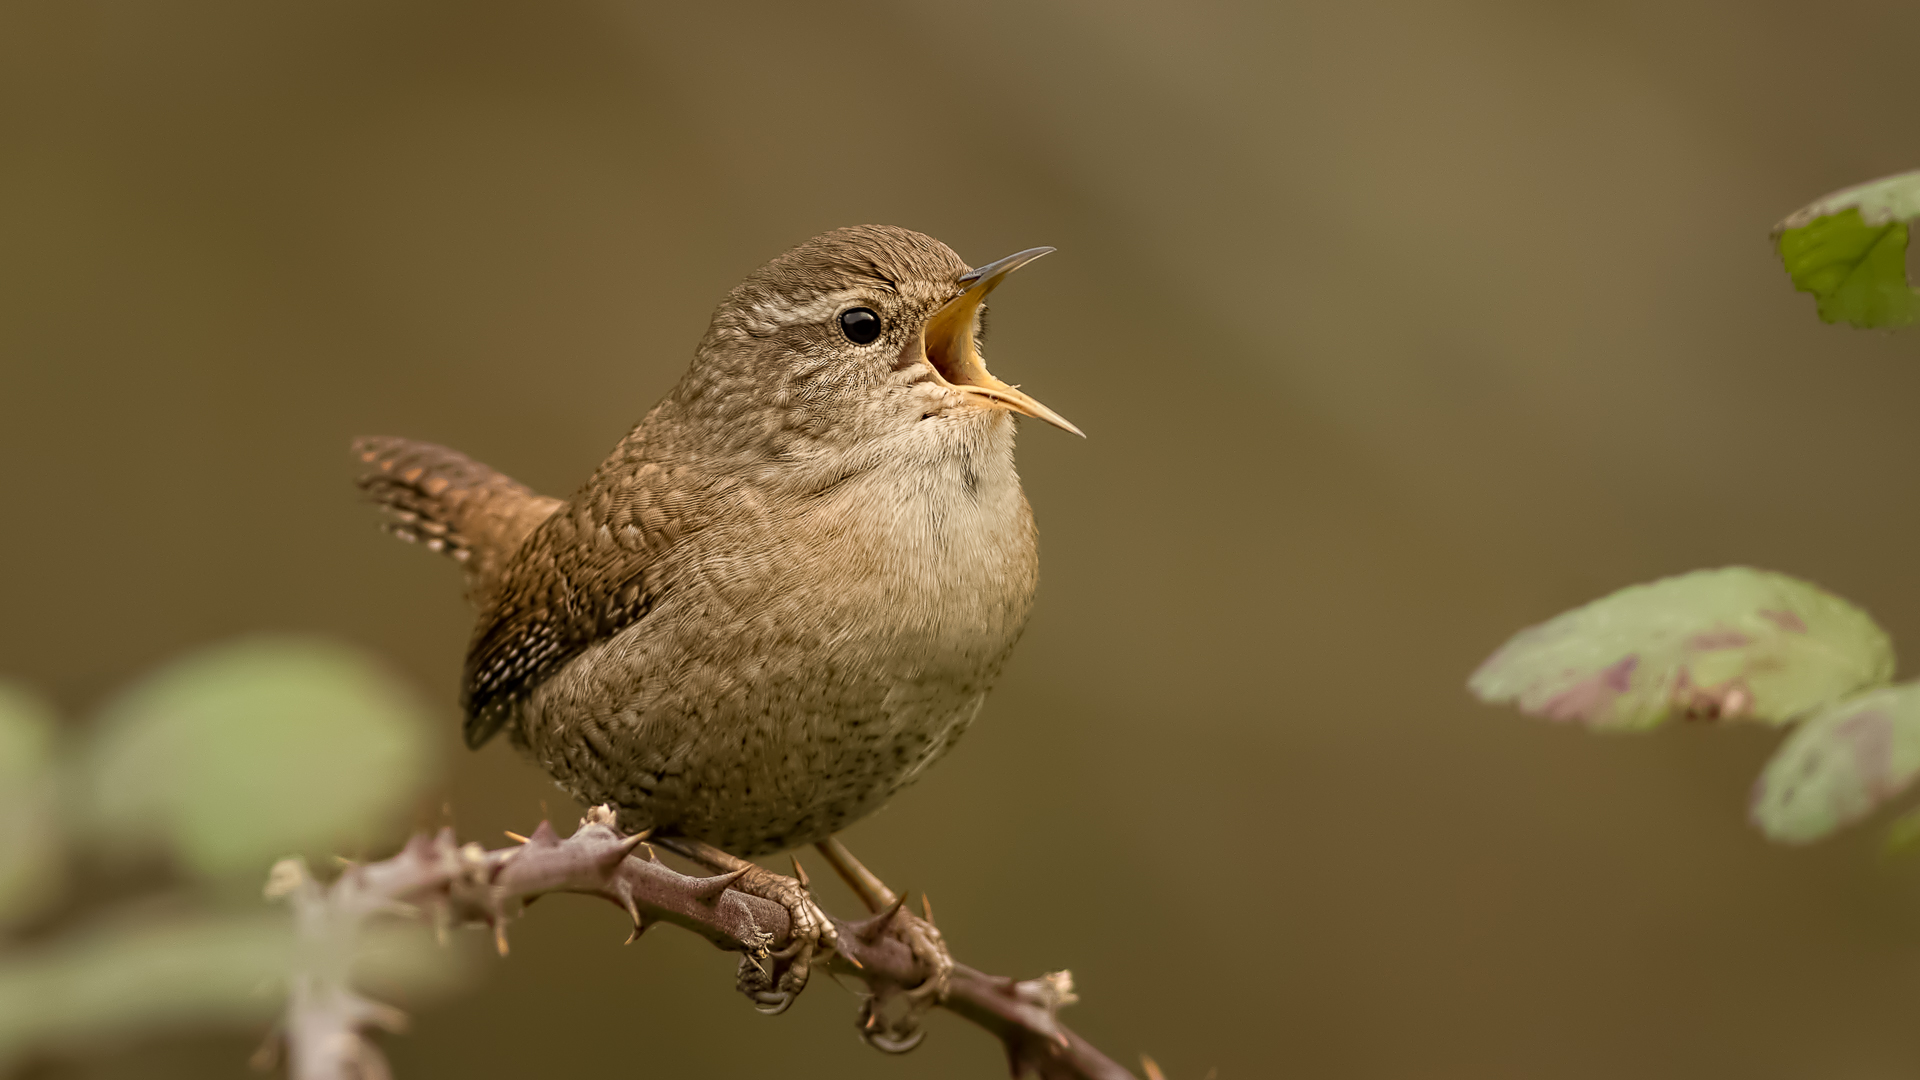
[{"left": 675, "top": 225, "right": 1079, "bottom": 463}]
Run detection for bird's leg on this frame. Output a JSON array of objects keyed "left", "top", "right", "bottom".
[
  {"left": 651, "top": 835, "right": 833, "bottom": 1015},
  {"left": 813, "top": 837, "right": 954, "bottom": 1053}
]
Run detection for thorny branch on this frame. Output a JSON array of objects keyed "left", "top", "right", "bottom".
[{"left": 262, "top": 807, "right": 1142, "bottom": 1080}]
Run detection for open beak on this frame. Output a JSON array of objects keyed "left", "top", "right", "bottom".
[{"left": 911, "top": 246, "right": 1083, "bottom": 437}]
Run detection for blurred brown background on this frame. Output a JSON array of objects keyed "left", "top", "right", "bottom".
[{"left": 8, "top": 1, "right": 1920, "bottom": 1076}]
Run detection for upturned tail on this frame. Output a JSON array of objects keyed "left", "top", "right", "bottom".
[{"left": 352, "top": 436, "right": 561, "bottom": 606}]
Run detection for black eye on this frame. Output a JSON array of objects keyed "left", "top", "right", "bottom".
[{"left": 839, "top": 307, "right": 882, "bottom": 345}]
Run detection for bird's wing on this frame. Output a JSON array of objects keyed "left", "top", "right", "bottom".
[{"left": 459, "top": 459, "right": 707, "bottom": 749}]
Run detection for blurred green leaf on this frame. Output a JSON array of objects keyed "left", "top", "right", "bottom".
[
  {"left": 0, "top": 911, "right": 292, "bottom": 1064},
  {"left": 1751, "top": 682, "right": 1920, "bottom": 844},
  {"left": 0, "top": 907, "right": 463, "bottom": 1067},
  {"left": 0, "top": 680, "right": 63, "bottom": 928},
  {"left": 1470, "top": 567, "right": 1892, "bottom": 730},
  {"left": 82, "top": 637, "right": 434, "bottom": 880},
  {"left": 1881, "top": 804, "right": 1920, "bottom": 855},
  {"left": 1774, "top": 171, "right": 1920, "bottom": 329}
]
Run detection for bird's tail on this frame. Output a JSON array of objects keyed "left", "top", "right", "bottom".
[{"left": 352, "top": 436, "right": 561, "bottom": 603}]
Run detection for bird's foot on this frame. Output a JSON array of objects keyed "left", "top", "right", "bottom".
[
  {"left": 849, "top": 893, "right": 953, "bottom": 1052},
  {"left": 732, "top": 861, "right": 835, "bottom": 1014},
  {"left": 653, "top": 837, "right": 835, "bottom": 1015},
  {"left": 814, "top": 837, "right": 953, "bottom": 1053}
]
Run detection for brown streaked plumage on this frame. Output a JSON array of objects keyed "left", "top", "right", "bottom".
[{"left": 355, "top": 225, "right": 1076, "bottom": 858}]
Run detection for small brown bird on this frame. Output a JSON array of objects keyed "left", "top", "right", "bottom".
[{"left": 354, "top": 225, "right": 1077, "bottom": 1006}]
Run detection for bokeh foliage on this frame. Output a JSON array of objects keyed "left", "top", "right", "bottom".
[
  {"left": 0, "top": 636, "right": 449, "bottom": 1069},
  {"left": 83, "top": 638, "right": 433, "bottom": 879}
]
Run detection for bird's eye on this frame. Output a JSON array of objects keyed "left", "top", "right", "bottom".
[{"left": 839, "top": 307, "right": 882, "bottom": 345}]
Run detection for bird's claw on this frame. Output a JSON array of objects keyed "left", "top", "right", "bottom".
[
  {"left": 858, "top": 992, "right": 929, "bottom": 1053},
  {"left": 747, "top": 988, "right": 795, "bottom": 1016},
  {"left": 900, "top": 912, "right": 952, "bottom": 1007},
  {"left": 846, "top": 896, "right": 952, "bottom": 1052},
  {"left": 726, "top": 866, "right": 835, "bottom": 1013}
]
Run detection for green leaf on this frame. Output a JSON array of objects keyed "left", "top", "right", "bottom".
[
  {"left": 1470, "top": 567, "right": 1892, "bottom": 731},
  {"left": 1881, "top": 803, "right": 1920, "bottom": 855},
  {"left": 0, "top": 912, "right": 294, "bottom": 1064},
  {"left": 0, "top": 680, "right": 64, "bottom": 928},
  {"left": 0, "top": 909, "right": 463, "bottom": 1067},
  {"left": 1751, "top": 682, "right": 1920, "bottom": 844},
  {"left": 82, "top": 637, "right": 435, "bottom": 880},
  {"left": 1773, "top": 171, "right": 1920, "bottom": 329}
]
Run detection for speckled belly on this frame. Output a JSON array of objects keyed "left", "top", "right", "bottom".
[
  {"left": 514, "top": 435, "right": 1036, "bottom": 855},
  {"left": 518, "top": 628, "right": 1000, "bottom": 854}
]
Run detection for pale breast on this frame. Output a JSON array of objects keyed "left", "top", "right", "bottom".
[{"left": 519, "top": 421, "right": 1039, "bottom": 854}]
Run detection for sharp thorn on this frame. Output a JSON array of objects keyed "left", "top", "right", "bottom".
[
  {"left": 790, "top": 855, "right": 811, "bottom": 891},
  {"left": 1141, "top": 1053, "right": 1166, "bottom": 1080},
  {"left": 688, "top": 865, "right": 752, "bottom": 901},
  {"left": 621, "top": 885, "right": 649, "bottom": 944},
  {"left": 599, "top": 829, "right": 651, "bottom": 869},
  {"left": 845, "top": 951, "right": 864, "bottom": 969},
  {"left": 493, "top": 922, "right": 510, "bottom": 957},
  {"left": 504, "top": 830, "right": 529, "bottom": 844},
  {"left": 921, "top": 893, "right": 935, "bottom": 926},
  {"left": 640, "top": 842, "right": 658, "bottom": 862},
  {"left": 857, "top": 891, "right": 908, "bottom": 941}
]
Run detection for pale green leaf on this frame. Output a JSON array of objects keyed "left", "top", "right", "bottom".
[
  {"left": 1751, "top": 682, "right": 1920, "bottom": 844},
  {"left": 0, "top": 909, "right": 462, "bottom": 1067},
  {"left": 0, "top": 680, "right": 63, "bottom": 927},
  {"left": 1881, "top": 803, "right": 1920, "bottom": 855},
  {"left": 0, "top": 911, "right": 292, "bottom": 1064},
  {"left": 1470, "top": 567, "right": 1892, "bottom": 730},
  {"left": 82, "top": 637, "right": 435, "bottom": 880},
  {"left": 1773, "top": 171, "right": 1920, "bottom": 329}
]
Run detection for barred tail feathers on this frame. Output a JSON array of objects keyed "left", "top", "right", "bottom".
[{"left": 352, "top": 436, "right": 560, "bottom": 601}]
